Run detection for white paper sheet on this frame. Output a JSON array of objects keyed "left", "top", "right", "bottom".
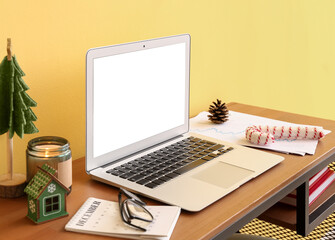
[{"left": 190, "top": 111, "right": 331, "bottom": 155}]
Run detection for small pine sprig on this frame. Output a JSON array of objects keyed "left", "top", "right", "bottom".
[{"left": 208, "top": 99, "right": 229, "bottom": 124}]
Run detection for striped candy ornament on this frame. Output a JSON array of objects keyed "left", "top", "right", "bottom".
[{"left": 245, "top": 125, "right": 325, "bottom": 145}]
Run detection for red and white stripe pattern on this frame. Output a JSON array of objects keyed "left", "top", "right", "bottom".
[{"left": 245, "top": 125, "right": 325, "bottom": 145}]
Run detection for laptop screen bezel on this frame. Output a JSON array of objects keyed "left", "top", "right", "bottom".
[{"left": 86, "top": 34, "right": 191, "bottom": 173}]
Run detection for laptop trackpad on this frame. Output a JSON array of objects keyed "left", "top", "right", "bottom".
[{"left": 192, "top": 162, "right": 255, "bottom": 189}]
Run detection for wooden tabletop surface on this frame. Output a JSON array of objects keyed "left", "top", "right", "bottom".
[{"left": 1, "top": 102, "right": 335, "bottom": 240}]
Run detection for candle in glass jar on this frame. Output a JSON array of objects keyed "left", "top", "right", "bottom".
[{"left": 26, "top": 136, "right": 72, "bottom": 193}]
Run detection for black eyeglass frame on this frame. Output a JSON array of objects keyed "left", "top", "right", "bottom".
[{"left": 118, "top": 188, "right": 154, "bottom": 231}]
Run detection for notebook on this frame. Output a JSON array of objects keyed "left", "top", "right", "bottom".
[
  {"left": 85, "top": 34, "right": 284, "bottom": 212},
  {"left": 65, "top": 197, "right": 180, "bottom": 240}
]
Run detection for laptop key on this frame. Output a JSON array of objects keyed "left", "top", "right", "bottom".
[
  {"left": 202, "top": 156, "right": 215, "bottom": 161},
  {"left": 106, "top": 169, "right": 123, "bottom": 176},
  {"left": 114, "top": 166, "right": 124, "bottom": 171},
  {"left": 151, "top": 179, "right": 165, "bottom": 185},
  {"left": 123, "top": 163, "right": 137, "bottom": 169},
  {"left": 181, "top": 152, "right": 193, "bottom": 157},
  {"left": 141, "top": 156, "right": 154, "bottom": 161},
  {"left": 136, "top": 178, "right": 151, "bottom": 185},
  {"left": 187, "top": 156, "right": 198, "bottom": 161},
  {"left": 142, "top": 170, "right": 154, "bottom": 175},
  {"left": 165, "top": 160, "right": 177, "bottom": 165},
  {"left": 183, "top": 158, "right": 194, "bottom": 163},
  {"left": 210, "top": 144, "right": 224, "bottom": 150},
  {"left": 114, "top": 171, "right": 125, "bottom": 176},
  {"left": 165, "top": 166, "right": 177, "bottom": 172},
  {"left": 204, "top": 141, "right": 216, "bottom": 146},
  {"left": 145, "top": 182, "right": 158, "bottom": 188},
  {"left": 157, "top": 163, "right": 171, "bottom": 168},
  {"left": 174, "top": 151, "right": 184, "bottom": 155},
  {"left": 154, "top": 158, "right": 165, "bottom": 163},
  {"left": 165, "top": 172, "right": 179, "bottom": 178},
  {"left": 141, "top": 164, "right": 154, "bottom": 169},
  {"left": 119, "top": 172, "right": 135, "bottom": 179},
  {"left": 174, "top": 159, "right": 207, "bottom": 175},
  {"left": 154, "top": 152, "right": 164, "bottom": 157},
  {"left": 150, "top": 161, "right": 160, "bottom": 166},
  {"left": 134, "top": 167, "right": 146, "bottom": 172},
  {"left": 194, "top": 147, "right": 204, "bottom": 152},
  {"left": 113, "top": 167, "right": 127, "bottom": 173},
  {"left": 142, "top": 176, "right": 156, "bottom": 182},
  {"left": 183, "top": 141, "right": 194, "bottom": 146},
  {"left": 161, "top": 156, "right": 171, "bottom": 161},
  {"left": 171, "top": 157, "right": 183, "bottom": 162},
  {"left": 165, "top": 146, "right": 175, "bottom": 152},
  {"left": 198, "top": 145, "right": 208, "bottom": 149},
  {"left": 151, "top": 166, "right": 161, "bottom": 171},
  {"left": 135, "top": 161, "right": 147, "bottom": 166},
  {"left": 175, "top": 162, "right": 187, "bottom": 167},
  {"left": 156, "top": 169, "right": 171, "bottom": 175},
  {"left": 158, "top": 176, "right": 172, "bottom": 182},
  {"left": 198, "top": 151, "right": 207, "bottom": 156},
  {"left": 190, "top": 137, "right": 201, "bottom": 142},
  {"left": 128, "top": 174, "right": 145, "bottom": 182},
  {"left": 205, "top": 140, "right": 216, "bottom": 145},
  {"left": 203, "top": 149, "right": 213, "bottom": 154},
  {"left": 148, "top": 173, "right": 161, "bottom": 179},
  {"left": 132, "top": 161, "right": 144, "bottom": 167},
  {"left": 167, "top": 153, "right": 180, "bottom": 158}
]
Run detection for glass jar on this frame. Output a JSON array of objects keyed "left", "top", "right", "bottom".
[{"left": 26, "top": 136, "right": 72, "bottom": 193}]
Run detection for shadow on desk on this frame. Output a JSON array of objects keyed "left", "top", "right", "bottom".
[{"left": 226, "top": 234, "right": 275, "bottom": 240}]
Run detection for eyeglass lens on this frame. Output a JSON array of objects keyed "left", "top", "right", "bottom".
[
  {"left": 125, "top": 200, "right": 153, "bottom": 222},
  {"left": 119, "top": 189, "right": 154, "bottom": 231}
]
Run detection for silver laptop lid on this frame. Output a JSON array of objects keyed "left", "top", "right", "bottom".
[{"left": 86, "top": 34, "right": 191, "bottom": 172}]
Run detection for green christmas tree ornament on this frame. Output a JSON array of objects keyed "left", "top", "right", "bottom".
[
  {"left": 0, "top": 44, "right": 38, "bottom": 138},
  {"left": 0, "top": 38, "right": 39, "bottom": 198}
]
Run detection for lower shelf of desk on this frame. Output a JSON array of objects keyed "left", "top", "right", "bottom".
[{"left": 259, "top": 180, "right": 335, "bottom": 235}]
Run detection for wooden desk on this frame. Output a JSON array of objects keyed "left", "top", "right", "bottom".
[{"left": 1, "top": 102, "right": 335, "bottom": 240}]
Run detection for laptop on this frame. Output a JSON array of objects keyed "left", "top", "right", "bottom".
[{"left": 86, "top": 34, "right": 284, "bottom": 212}]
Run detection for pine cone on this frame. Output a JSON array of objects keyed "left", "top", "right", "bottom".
[{"left": 208, "top": 99, "right": 229, "bottom": 124}]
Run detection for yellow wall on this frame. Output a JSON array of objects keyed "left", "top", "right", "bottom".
[{"left": 1, "top": 0, "right": 335, "bottom": 174}]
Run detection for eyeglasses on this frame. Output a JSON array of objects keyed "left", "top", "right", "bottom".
[{"left": 118, "top": 188, "right": 154, "bottom": 231}]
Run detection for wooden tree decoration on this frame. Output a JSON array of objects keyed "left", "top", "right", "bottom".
[{"left": 0, "top": 38, "right": 39, "bottom": 198}]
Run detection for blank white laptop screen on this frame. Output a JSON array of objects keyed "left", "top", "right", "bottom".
[{"left": 93, "top": 43, "right": 186, "bottom": 158}]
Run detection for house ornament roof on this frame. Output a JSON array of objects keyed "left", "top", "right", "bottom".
[{"left": 24, "top": 164, "right": 58, "bottom": 199}]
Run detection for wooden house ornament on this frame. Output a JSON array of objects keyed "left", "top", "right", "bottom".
[{"left": 24, "top": 164, "right": 70, "bottom": 224}]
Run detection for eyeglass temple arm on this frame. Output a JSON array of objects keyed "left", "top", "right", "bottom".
[{"left": 120, "top": 188, "right": 146, "bottom": 205}]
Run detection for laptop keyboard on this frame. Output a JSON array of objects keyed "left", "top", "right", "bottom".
[{"left": 106, "top": 136, "right": 234, "bottom": 189}]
